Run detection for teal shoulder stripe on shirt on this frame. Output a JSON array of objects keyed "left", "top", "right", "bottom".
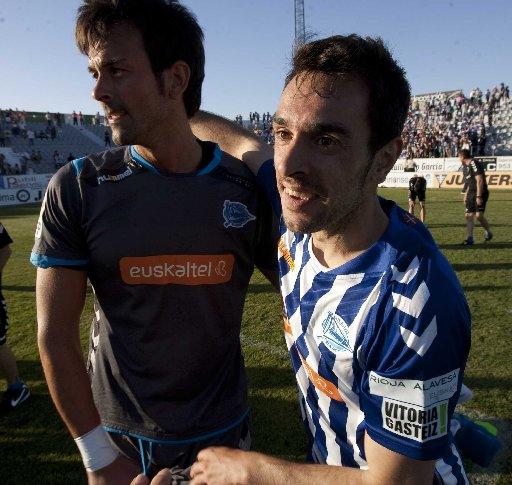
[
  {"left": 130, "top": 146, "right": 159, "bottom": 174},
  {"left": 197, "top": 144, "right": 221, "bottom": 176},
  {"left": 130, "top": 144, "right": 221, "bottom": 176},
  {"left": 71, "top": 157, "right": 86, "bottom": 176},
  {"left": 30, "top": 252, "right": 89, "bottom": 269},
  {"left": 256, "top": 159, "right": 281, "bottom": 218}
]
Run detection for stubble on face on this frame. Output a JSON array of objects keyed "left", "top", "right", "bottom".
[
  {"left": 88, "top": 23, "right": 165, "bottom": 148},
  {"left": 275, "top": 73, "right": 375, "bottom": 237}
]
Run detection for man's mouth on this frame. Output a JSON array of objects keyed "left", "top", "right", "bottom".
[
  {"left": 283, "top": 187, "right": 315, "bottom": 202},
  {"left": 105, "top": 109, "right": 127, "bottom": 123}
]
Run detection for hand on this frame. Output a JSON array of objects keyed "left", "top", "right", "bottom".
[
  {"left": 131, "top": 469, "right": 174, "bottom": 485},
  {"left": 190, "top": 447, "right": 257, "bottom": 485},
  {"left": 87, "top": 455, "right": 140, "bottom": 485}
]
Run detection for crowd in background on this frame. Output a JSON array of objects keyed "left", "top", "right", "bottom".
[
  {"left": 402, "top": 83, "right": 510, "bottom": 158},
  {"left": 236, "top": 83, "right": 511, "bottom": 158}
]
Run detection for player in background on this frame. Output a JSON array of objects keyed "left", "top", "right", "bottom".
[
  {"left": 459, "top": 149, "right": 493, "bottom": 246},
  {"left": 31, "top": 0, "right": 277, "bottom": 483},
  {"left": 408, "top": 174, "right": 427, "bottom": 223},
  {"left": 0, "top": 222, "right": 30, "bottom": 414}
]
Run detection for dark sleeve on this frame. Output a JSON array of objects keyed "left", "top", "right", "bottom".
[
  {"left": 253, "top": 186, "right": 279, "bottom": 271},
  {"left": 30, "top": 162, "right": 89, "bottom": 269},
  {"left": 469, "top": 160, "right": 484, "bottom": 177},
  {"left": 0, "top": 223, "right": 13, "bottom": 249},
  {"left": 256, "top": 159, "right": 282, "bottom": 218}
]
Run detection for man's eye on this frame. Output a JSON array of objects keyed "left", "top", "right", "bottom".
[
  {"left": 276, "top": 130, "right": 292, "bottom": 141},
  {"left": 111, "top": 68, "right": 123, "bottom": 77},
  {"left": 90, "top": 72, "right": 99, "bottom": 80},
  {"left": 317, "top": 136, "right": 337, "bottom": 147}
]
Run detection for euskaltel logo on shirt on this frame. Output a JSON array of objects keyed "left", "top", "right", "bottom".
[{"left": 119, "top": 254, "right": 234, "bottom": 285}]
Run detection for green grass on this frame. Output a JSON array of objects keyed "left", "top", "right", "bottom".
[{"left": 0, "top": 189, "right": 510, "bottom": 484}]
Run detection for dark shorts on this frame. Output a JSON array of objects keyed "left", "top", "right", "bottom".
[
  {"left": 408, "top": 189, "right": 426, "bottom": 202},
  {"left": 0, "top": 293, "right": 9, "bottom": 346},
  {"left": 107, "top": 413, "right": 251, "bottom": 481},
  {"left": 465, "top": 191, "right": 489, "bottom": 213}
]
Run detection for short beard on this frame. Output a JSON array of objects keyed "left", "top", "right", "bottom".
[{"left": 283, "top": 155, "right": 374, "bottom": 236}]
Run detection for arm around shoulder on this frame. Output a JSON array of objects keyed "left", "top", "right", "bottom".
[{"left": 190, "top": 110, "right": 273, "bottom": 175}]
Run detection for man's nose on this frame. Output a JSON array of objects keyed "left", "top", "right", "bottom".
[
  {"left": 92, "top": 74, "right": 112, "bottom": 104},
  {"left": 275, "top": 138, "right": 308, "bottom": 178}
]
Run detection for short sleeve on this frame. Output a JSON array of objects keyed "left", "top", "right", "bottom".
[
  {"left": 0, "top": 223, "right": 13, "bottom": 248},
  {"left": 253, "top": 186, "right": 279, "bottom": 271},
  {"left": 30, "top": 163, "right": 89, "bottom": 269},
  {"left": 256, "top": 159, "right": 281, "bottom": 218},
  {"left": 358, "top": 253, "right": 471, "bottom": 460}
]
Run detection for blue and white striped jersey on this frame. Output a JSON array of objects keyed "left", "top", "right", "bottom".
[{"left": 257, "top": 160, "right": 470, "bottom": 484}]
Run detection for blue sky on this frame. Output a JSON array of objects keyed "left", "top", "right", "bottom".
[{"left": 0, "top": 0, "right": 510, "bottom": 118}]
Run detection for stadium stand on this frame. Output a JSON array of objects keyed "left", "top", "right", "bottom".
[
  {"left": 240, "top": 84, "right": 512, "bottom": 157},
  {"left": 0, "top": 109, "right": 106, "bottom": 174},
  {"left": 1, "top": 84, "right": 510, "bottom": 176}
]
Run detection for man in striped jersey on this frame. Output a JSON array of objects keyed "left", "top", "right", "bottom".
[{"left": 183, "top": 35, "right": 471, "bottom": 485}]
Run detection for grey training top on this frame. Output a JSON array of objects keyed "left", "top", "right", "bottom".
[{"left": 31, "top": 142, "right": 277, "bottom": 440}]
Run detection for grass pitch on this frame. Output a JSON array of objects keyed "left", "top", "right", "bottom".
[{"left": 0, "top": 188, "right": 510, "bottom": 484}]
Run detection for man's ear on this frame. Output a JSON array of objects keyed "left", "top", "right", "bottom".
[
  {"left": 161, "top": 61, "right": 191, "bottom": 100},
  {"left": 372, "top": 137, "right": 402, "bottom": 184}
]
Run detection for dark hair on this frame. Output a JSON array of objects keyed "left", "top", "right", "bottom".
[
  {"left": 286, "top": 35, "right": 411, "bottom": 154},
  {"left": 459, "top": 149, "right": 471, "bottom": 159},
  {"left": 76, "top": 0, "right": 204, "bottom": 117}
]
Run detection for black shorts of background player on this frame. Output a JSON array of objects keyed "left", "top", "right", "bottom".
[
  {"left": 459, "top": 149, "right": 493, "bottom": 246},
  {"left": 0, "top": 222, "right": 30, "bottom": 415},
  {"left": 408, "top": 175, "right": 427, "bottom": 222}
]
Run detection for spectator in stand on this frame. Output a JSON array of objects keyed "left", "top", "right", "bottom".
[
  {"left": 53, "top": 150, "right": 63, "bottom": 170},
  {"left": 50, "top": 124, "right": 57, "bottom": 141},
  {"left": 45, "top": 111, "right": 52, "bottom": 127},
  {"left": 95, "top": 111, "right": 101, "bottom": 125},
  {"left": 104, "top": 128, "right": 111, "bottom": 147},
  {"left": 72, "top": 110, "right": 78, "bottom": 126},
  {"left": 79, "top": 111, "right": 84, "bottom": 125},
  {"left": 0, "top": 154, "right": 7, "bottom": 174}
]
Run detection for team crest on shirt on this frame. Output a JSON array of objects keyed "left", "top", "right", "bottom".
[
  {"left": 222, "top": 200, "right": 255, "bottom": 228},
  {"left": 316, "top": 311, "right": 352, "bottom": 353}
]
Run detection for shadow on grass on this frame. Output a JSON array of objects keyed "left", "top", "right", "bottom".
[
  {"left": 247, "top": 283, "right": 276, "bottom": 294},
  {"left": 440, "top": 242, "right": 512, "bottom": 250},
  {"left": 429, "top": 223, "right": 511, "bottom": 229},
  {"left": 464, "top": 285, "right": 512, "bottom": 292},
  {"left": 464, "top": 375, "right": 512, "bottom": 391},
  {"left": 4, "top": 285, "right": 93, "bottom": 294},
  {"left": 452, "top": 262, "right": 512, "bottom": 271},
  {"left": 3, "top": 285, "right": 35, "bottom": 292},
  {"left": 0, "top": 204, "right": 41, "bottom": 217}
]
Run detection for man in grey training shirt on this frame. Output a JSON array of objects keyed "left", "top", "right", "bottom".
[{"left": 31, "top": 1, "right": 277, "bottom": 483}]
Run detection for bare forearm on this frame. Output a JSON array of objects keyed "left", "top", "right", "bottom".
[
  {"left": 39, "top": 331, "right": 101, "bottom": 438},
  {"left": 250, "top": 451, "right": 432, "bottom": 485},
  {"left": 36, "top": 268, "right": 99, "bottom": 439},
  {"left": 250, "top": 453, "right": 365, "bottom": 485},
  {"left": 190, "top": 110, "right": 272, "bottom": 174},
  {"left": 476, "top": 175, "right": 484, "bottom": 194}
]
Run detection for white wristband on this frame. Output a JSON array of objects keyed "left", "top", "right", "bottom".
[{"left": 74, "top": 425, "right": 119, "bottom": 472}]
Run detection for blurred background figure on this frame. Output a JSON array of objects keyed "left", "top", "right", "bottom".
[{"left": 0, "top": 222, "right": 30, "bottom": 415}]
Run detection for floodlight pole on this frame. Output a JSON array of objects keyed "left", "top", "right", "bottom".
[{"left": 294, "top": 0, "right": 306, "bottom": 47}]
